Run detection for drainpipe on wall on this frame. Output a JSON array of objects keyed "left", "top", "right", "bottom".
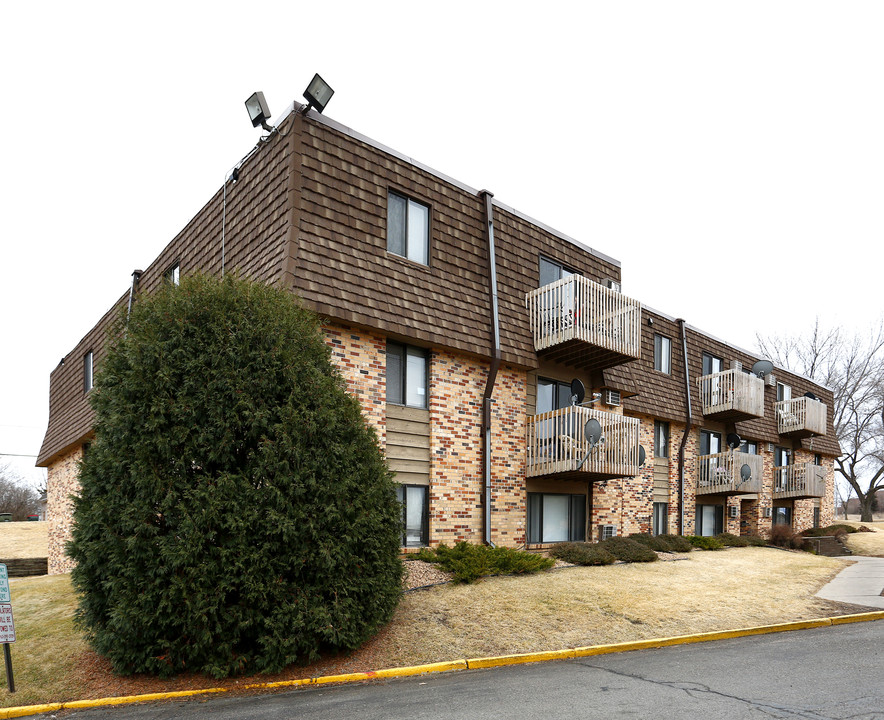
[
  {"left": 677, "top": 318, "right": 692, "bottom": 535},
  {"left": 479, "top": 190, "right": 501, "bottom": 547}
]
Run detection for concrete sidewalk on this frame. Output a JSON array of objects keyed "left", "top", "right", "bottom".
[{"left": 816, "top": 556, "right": 884, "bottom": 609}]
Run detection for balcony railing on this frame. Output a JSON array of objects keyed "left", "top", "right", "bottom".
[
  {"left": 697, "top": 369, "right": 764, "bottom": 421},
  {"left": 525, "top": 276, "right": 641, "bottom": 371},
  {"left": 775, "top": 397, "right": 827, "bottom": 437},
  {"left": 696, "top": 451, "right": 763, "bottom": 495},
  {"left": 526, "top": 405, "right": 642, "bottom": 480},
  {"left": 773, "top": 463, "right": 826, "bottom": 499}
]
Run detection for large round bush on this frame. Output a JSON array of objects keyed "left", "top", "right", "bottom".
[{"left": 69, "top": 274, "right": 402, "bottom": 678}]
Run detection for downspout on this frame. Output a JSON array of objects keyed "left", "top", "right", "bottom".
[
  {"left": 677, "top": 318, "right": 692, "bottom": 535},
  {"left": 126, "top": 269, "right": 143, "bottom": 322},
  {"left": 480, "top": 190, "right": 501, "bottom": 547}
]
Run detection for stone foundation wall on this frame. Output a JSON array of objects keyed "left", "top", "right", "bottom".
[{"left": 47, "top": 446, "right": 83, "bottom": 575}]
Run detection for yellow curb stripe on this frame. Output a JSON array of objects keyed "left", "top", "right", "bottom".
[
  {"left": 467, "top": 649, "right": 576, "bottom": 669},
  {"left": 829, "top": 610, "right": 884, "bottom": 625},
  {"left": 0, "top": 612, "right": 881, "bottom": 719}
]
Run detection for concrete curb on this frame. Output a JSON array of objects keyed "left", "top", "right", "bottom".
[{"left": 3, "top": 612, "right": 883, "bottom": 718}]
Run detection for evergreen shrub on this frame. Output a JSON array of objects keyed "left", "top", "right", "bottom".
[
  {"left": 548, "top": 542, "right": 617, "bottom": 566},
  {"left": 713, "top": 532, "right": 749, "bottom": 547},
  {"left": 415, "top": 542, "right": 554, "bottom": 583},
  {"left": 597, "top": 537, "right": 658, "bottom": 562},
  {"left": 686, "top": 535, "right": 725, "bottom": 550},
  {"left": 68, "top": 275, "right": 403, "bottom": 678},
  {"left": 628, "top": 533, "right": 693, "bottom": 553}
]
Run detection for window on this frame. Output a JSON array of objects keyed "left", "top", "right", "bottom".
[
  {"left": 739, "top": 440, "right": 758, "bottom": 454},
  {"left": 83, "top": 351, "right": 93, "bottom": 393},
  {"left": 702, "top": 353, "right": 723, "bottom": 376},
  {"left": 772, "top": 506, "right": 792, "bottom": 526},
  {"left": 700, "top": 430, "right": 722, "bottom": 456},
  {"left": 164, "top": 262, "right": 180, "bottom": 286},
  {"left": 654, "top": 421, "right": 670, "bottom": 458},
  {"left": 527, "top": 493, "right": 586, "bottom": 543},
  {"left": 813, "top": 507, "right": 821, "bottom": 529},
  {"left": 774, "top": 446, "right": 791, "bottom": 490},
  {"left": 652, "top": 502, "right": 669, "bottom": 536},
  {"left": 777, "top": 382, "right": 792, "bottom": 402},
  {"left": 695, "top": 504, "right": 724, "bottom": 536},
  {"left": 386, "top": 342, "right": 428, "bottom": 408},
  {"left": 814, "top": 454, "right": 822, "bottom": 466},
  {"left": 396, "top": 485, "right": 429, "bottom": 547},
  {"left": 387, "top": 191, "right": 429, "bottom": 265},
  {"left": 536, "top": 377, "right": 572, "bottom": 414},
  {"left": 654, "top": 335, "right": 671, "bottom": 374},
  {"left": 538, "top": 256, "right": 576, "bottom": 287}
]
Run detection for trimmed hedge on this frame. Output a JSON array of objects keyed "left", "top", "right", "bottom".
[
  {"left": 802, "top": 524, "right": 860, "bottom": 537},
  {"left": 598, "top": 537, "right": 658, "bottom": 563},
  {"left": 69, "top": 275, "right": 403, "bottom": 678},
  {"left": 713, "top": 532, "right": 749, "bottom": 547}
]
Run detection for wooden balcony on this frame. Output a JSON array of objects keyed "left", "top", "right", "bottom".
[
  {"left": 526, "top": 405, "right": 642, "bottom": 481},
  {"left": 697, "top": 369, "right": 764, "bottom": 421},
  {"left": 525, "top": 275, "right": 641, "bottom": 372},
  {"left": 775, "top": 397, "right": 827, "bottom": 438},
  {"left": 696, "top": 451, "right": 763, "bottom": 496},
  {"left": 773, "top": 463, "right": 826, "bottom": 500}
]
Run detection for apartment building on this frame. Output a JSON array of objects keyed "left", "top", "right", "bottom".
[{"left": 37, "top": 101, "right": 839, "bottom": 573}]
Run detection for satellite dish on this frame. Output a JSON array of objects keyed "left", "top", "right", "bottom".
[
  {"left": 740, "top": 464, "right": 752, "bottom": 483},
  {"left": 570, "top": 378, "right": 586, "bottom": 406},
  {"left": 804, "top": 391, "right": 817, "bottom": 401},
  {"left": 751, "top": 360, "right": 774, "bottom": 378},
  {"left": 638, "top": 445, "right": 646, "bottom": 466},
  {"left": 584, "top": 418, "right": 603, "bottom": 448},
  {"left": 726, "top": 433, "right": 742, "bottom": 449}
]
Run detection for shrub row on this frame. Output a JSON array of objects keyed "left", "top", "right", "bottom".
[
  {"left": 549, "top": 537, "right": 658, "bottom": 565},
  {"left": 628, "top": 533, "right": 694, "bottom": 553},
  {"left": 802, "top": 524, "right": 860, "bottom": 538}
]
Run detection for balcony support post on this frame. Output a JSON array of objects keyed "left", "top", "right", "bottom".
[{"left": 677, "top": 318, "right": 692, "bottom": 536}]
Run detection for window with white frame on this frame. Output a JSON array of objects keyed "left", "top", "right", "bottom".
[
  {"left": 654, "top": 335, "right": 671, "bottom": 374},
  {"left": 654, "top": 421, "right": 670, "bottom": 458},
  {"left": 386, "top": 342, "right": 428, "bottom": 408},
  {"left": 83, "top": 351, "right": 93, "bottom": 393},
  {"left": 777, "top": 382, "right": 792, "bottom": 402},
  {"left": 387, "top": 191, "right": 429, "bottom": 265},
  {"left": 396, "top": 484, "right": 429, "bottom": 547},
  {"left": 538, "top": 256, "right": 576, "bottom": 287},
  {"left": 164, "top": 262, "right": 180, "bottom": 286}
]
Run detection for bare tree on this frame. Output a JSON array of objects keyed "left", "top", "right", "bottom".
[
  {"left": 757, "top": 319, "right": 884, "bottom": 523},
  {"left": 0, "top": 461, "right": 41, "bottom": 521}
]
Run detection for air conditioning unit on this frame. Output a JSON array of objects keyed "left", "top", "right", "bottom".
[
  {"left": 731, "top": 360, "right": 742, "bottom": 372},
  {"left": 767, "top": 443, "right": 775, "bottom": 453},
  {"left": 763, "top": 508, "right": 772, "bottom": 518},
  {"left": 729, "top": 506, "right": 738, "bottom": 519},
  {"left": 605, "top": 279, "right": 621, "bottom": 293},
  {"left": 599, "top": 525, "right": 617, "bottom": 541},
  {"left": 766, "top": 373, "right": 777, "bottom": 387},
  {"left": 605, "top": 390, "right": 621, "bottom": 407}
]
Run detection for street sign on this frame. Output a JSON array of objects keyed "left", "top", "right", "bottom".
[
  {"left": 0, "top": 605, "right": 13, "bottom": 644},
  {"left": 0, "top": 564, "right": 9, "bottom": 604}
]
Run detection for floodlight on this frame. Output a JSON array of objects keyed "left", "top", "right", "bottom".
[
  {"left": 303, "top": 74, "right": 334, "bottom": 114},
  {"left": 245, "top": 91, "right": 272, "bottom": 131}
]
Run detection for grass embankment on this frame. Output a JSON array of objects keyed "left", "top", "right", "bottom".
[
  {"left": 0, "top": 547, "right": 858, "bottom": 709},
  {"left": 843, "top": 522, "right": 884, "bottom": 557},
  {"left": 0, "top": 522, "right": 48, "bottom": 560}
]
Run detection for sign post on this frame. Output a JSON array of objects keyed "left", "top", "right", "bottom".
[{"left": 0, "top": 565, "right": 14, "bottom": 693}]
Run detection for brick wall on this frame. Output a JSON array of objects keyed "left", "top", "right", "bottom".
[{"left": 47, "top": 446, "right": 82, "bottom": 574}]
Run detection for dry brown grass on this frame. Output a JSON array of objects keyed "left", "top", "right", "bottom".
[
  {"left": 0, "top": 547, "right": 858, "bottom": 708},
  {"left": 0, "top": 522, "right": 48, "bottom": 559},
  {"left": 842, "top": 522, "right": 884, "bottom": 557},
  {"left": 373, "top": 548, "right": 848, "bottom": 667}
]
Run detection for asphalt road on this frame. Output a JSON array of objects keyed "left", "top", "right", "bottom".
[{"left": 52, "top": 621, "right": 884, "bottom": 719}]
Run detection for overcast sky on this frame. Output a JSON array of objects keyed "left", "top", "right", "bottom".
[{"left": 2, "top": 1, "right": 882, "bottom": 487}]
